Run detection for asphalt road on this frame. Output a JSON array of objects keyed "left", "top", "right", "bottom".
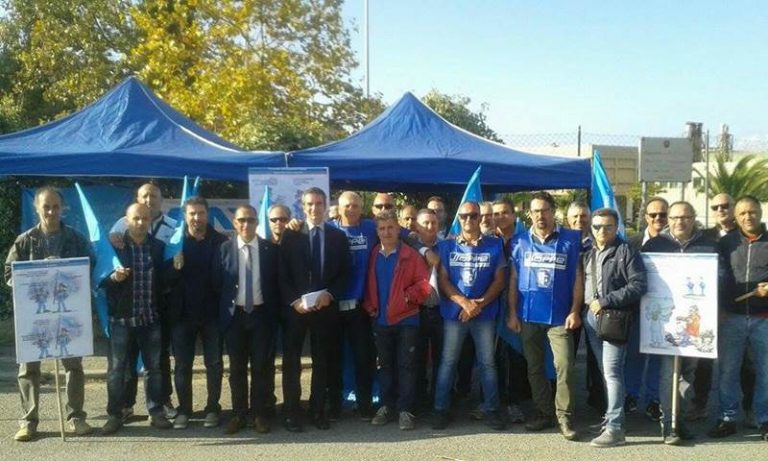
[{"left": 0, "top": 351, "right": 765, "bottom": 461}]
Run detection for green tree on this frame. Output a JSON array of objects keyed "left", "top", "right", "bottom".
[
  {"left": 422, "top": 90, "right": 503, "bottom": 143},
  {"left": 694, "top": 152, "right": 768, "bottom": 200}
]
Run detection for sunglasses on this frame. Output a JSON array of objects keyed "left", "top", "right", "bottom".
[
  {"left": 235, "top": 217, "right": 256, "bottom": 223},
  {"left": 591, "top": 224, "right": 615, "bottom": 231},
  {"left": 647, "top": 212, "right": 668, "bottom": 219},
  {"left": 373, "top": 203, "right": 394, "bottom": 210},
  {"left": 710, "top": 204, "right": 730, "bottom": 211},
  {"left": 458, "top": 213, "right": 479, "bottom": 220},
  {"left": 269, "top": 217, "right": 289, "bottom": 223}
]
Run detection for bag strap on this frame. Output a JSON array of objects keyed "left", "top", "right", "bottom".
[{"left": 590, "top": 248, "right": 599, "bottom": 301}]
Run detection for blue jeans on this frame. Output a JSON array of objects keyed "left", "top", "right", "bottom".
[
  {"left": 718, "top": 314, "right": 768, "bottom": 424},
  {"left": 107, "top": 321, "right": 163, "bottom": 418},
  {"left": 171, "top": 317, "right": 223, "bottom": 416},
  {"left": 434, "top": 319, "right": 499, "bottom": 413},
  {"left": 583, "top": 310, "right": 627, "bottom": 431},
  {"left": 625, "top": 313, "right": 660, "bottom": 403},
  {"left": 374, "top": 324, "right": 419, "bottom": 412}
]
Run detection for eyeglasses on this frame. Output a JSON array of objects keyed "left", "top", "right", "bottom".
[
  {"left": 647, "top": 212, "right": 668, "bottom": 219},
  {"left": 235, "top": 217, "right": 256, "bottom": 223},
  {"left": 710, "top": 203, "right": 730, "bottom": 211},
  {"left": 373, "top": 203, "right": 394, "bottom": 210},
  {"left": 669, "top": 215, "right": 694, "bottom": 221},
  {"left": 269, "top": 217, "right": 289, "bottom": 223},
  {"left": 591, "top": 224, "right": 615, "bottom": 231},
  {"left": 458, "top": 213, "right": 479, "bottom": 220}
]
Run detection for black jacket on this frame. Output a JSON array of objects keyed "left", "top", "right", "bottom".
[
  {"left": 5, "top": 223, "right": 93, "bottom": 284},
  {"left": 102, "top": 234, "right": 171, "bottom": 320},
  {"left": 719, "top": 225, "right": 768, "bottom": 315},
  {"left": 582, "top": 237, "right": 647, "bottom": 311}
]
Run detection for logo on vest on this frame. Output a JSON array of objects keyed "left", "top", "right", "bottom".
[
  {"left": 347, "top": 234, "right": 368, "bottom": 251},
  {"left": 449, "top": 252, "right": 491, "bottom": 268},
  {"left": 523, "top": 251, "right": 567, "bottom": 270}
]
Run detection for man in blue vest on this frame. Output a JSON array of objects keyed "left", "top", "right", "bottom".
[
  {"left": 508, "top": 191, "right": 584, "bottom": 441},
  {"left": 432, "top": 201, "right": 507, "bottom": 431}
]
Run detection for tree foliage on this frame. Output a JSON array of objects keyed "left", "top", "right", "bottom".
[
  {"left": 694, "top": 152, "right": 768, "bottom": 201},
  {"left": 422, "top": 90, "right": 503, "bottom": 143},
  {"left": 0, "top": 0, "right": 384, "bottom": 150}
]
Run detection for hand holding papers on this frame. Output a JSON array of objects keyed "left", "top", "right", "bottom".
[{"left": 299, "top": 289, "right": 332, "bottom": 312}]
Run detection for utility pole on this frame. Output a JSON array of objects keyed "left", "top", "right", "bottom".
[{"left": 364, "top": 0, "right": 370, "bottom": 97}]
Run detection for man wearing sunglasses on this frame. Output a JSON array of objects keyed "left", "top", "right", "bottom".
[
  {"left": 267, "top": 204, "right": 291, "bottom": 245},
  {"left": 507, "top": 191, "right": 584, "bottom": 440},
  {"left": 643, "top": 201, "right": 718, "bottom": 445},
  {"left": 432, "top": 201, "right": 507, "bottom": 431},
  {"left": 372, "top": 192, "right": 396, "bottom": 216},
  {"left": 215, "top": 205, "right": 280, "bottom": 434},
  {"left": 626, "top": 197, "right": 668, "bottom": 422}
]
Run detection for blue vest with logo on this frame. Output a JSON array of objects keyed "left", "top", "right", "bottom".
[
  {"left": 331, "top": 219, "right": 377, "bottom": 301},
  {"left": 511, "top": 227, "right": 581, "bottom": 326},
  {"left": 439, "top": 235, "right": 505, "bottom": 322}
]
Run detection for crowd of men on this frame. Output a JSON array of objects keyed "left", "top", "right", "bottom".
[{"left": 5, "top": 183, "right": 768, "bottom": 448}]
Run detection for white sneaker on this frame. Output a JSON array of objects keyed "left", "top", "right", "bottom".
[
  {"left": 173, "top": 414, "right": 189, "bottom": 429},
  {"left": 590, "top": 428, "right": 626, "bottom": 447},
  {"left": 371, "top": 406, "right": 390, "bottom": 426},
  {"left": 203, "top": 412, "right": 220, "bottom": 428},
  {"left": 164, "top": 404, "right": 178, "bottom": 420},
  {"left": 399, "top": 411, "right": 416, "bottom": 431}
]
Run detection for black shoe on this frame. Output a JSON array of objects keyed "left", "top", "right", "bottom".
[
  {"left": 313, "top": 413, "right": 330, "bottom": 430},
  {"left": 759, "top": 423, "right": 768, "bottom": 442},
  {"left": 283, "top": 416, "right": 303, "bottom": 433},
  {"left": 358, "top": 406, "right": 374, "bottom": 422},
  {"left": 327, "top": 406, "right": 341, "bottom": 422},
  {"left": 485, "top": 411, "right": 507, "bottom": 431},
  {"left": 525, "top": 413, "right": 556, "bottom": 432},
  {"left": 558, "top": 418, "right": 578, "bottom": 441},
  {"left": 253, "top": 416, "right": 271, "bottom": 434},
  {"left": 624, "top": 395, "right": 638, "bottom": 413},
  {"left": 432, "top": 411, "right": 450, "bottom": 430},
  {"left": 224, "top": 416, "right": 247, "bottom": 435},
  {"left": 664, "top": 423, "right": 694, "bottom": 445},
  {"left": 707, "top": 420, "right": 737, "bottom": 438},
  {"left": 645, "top": 401, "right": 662, "bottom": 422}
]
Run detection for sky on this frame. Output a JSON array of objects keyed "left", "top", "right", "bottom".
[{"left": 342, "top": 0, "right": 768, "bottom": 144}]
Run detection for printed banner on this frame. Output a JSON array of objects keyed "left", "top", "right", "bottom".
[
  {"left": 248, "top": 167, "right": 330, "bottom": 221},
  {"left": 12, "top": 257, "right": 94, "bottom": 363},
  {"left": 639, "top": 253, "right": 718, "bottom": 359}
]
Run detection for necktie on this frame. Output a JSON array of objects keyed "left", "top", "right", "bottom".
[
  {"left": 244, "top": 245, "right": 254, "bottom": 313},
  {"left": 311, "top": 227, "right": 322, "bottom": 291}
]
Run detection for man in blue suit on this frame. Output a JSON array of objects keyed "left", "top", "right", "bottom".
[{"left": 215, "top": 205, "right": 279, "bottom": 434}]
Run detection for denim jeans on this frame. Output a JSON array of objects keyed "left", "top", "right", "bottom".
[
  {"left": 107, "top": 321, "right": 163, "bottom": 418},
  {"left": 583, "top": 310, "right": 627, "bottom": 431},
  {"left": 171, "top": 317, "right": 223, "bottom": 416},
  {"left": 625, "top": 313, "right": 660, "bottom": 403},
  {"left": 374, "top": 324, "right": 419, "bottom": 413},
  {"left": 434, "top": 319, "right": 499, "bottom": 413},
  {"left": 717, "top": 314, "right": 768, "bottom": 424}
]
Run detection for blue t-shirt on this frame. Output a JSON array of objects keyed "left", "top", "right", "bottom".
[
  {"left": 375, "top": 245, "right": 419, "bottom": 327},
  {"left": 510, "top": 227, "right": 582, "bottom": 326},
  {"left": 438, "top": 235, "right": 506, "bottom": 322},
  {"left": 331, "top": 219, "right": 377, "bottom": 301}
]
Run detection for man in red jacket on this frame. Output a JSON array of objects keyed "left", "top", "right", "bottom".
[{"left": 363, "top": 210, "right": 432, "bottom": 430}]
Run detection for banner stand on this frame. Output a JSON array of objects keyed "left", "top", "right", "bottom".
[
  {"left": 670, "top": 355, "right": 680, "bottom": 436},
  {"left": 54, "top": 360, "right": 67, "bottom": 441}
]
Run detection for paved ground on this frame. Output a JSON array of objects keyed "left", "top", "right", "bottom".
[{"left": 0, "top": 340, "right": 765, "bottom": 461}]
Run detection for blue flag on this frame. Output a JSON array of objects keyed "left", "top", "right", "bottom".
[
  {"left": 75, "top": 183, "right": 121, "bottom": 336},
  {"left": 256, "top": 185, "right": 272, "bottom": 240},
  {"left": 164, "top": 176, "right": 191, "bottom": 260},
  {"left": 449, "top": 166, "right": 483, "bottom": 236},
  {"left": 591, "top": 150, "right": 625, "bottom": 237},
  {"left": 191, "top": 176, "right": 200, "bottom": 197}
]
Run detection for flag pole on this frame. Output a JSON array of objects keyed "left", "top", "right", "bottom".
[{"left": 54, "top": 359, "right": 67, "bottom": 441}]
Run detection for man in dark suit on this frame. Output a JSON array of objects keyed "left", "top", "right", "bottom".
[
  {"left": 215, "top": 205, "right": 279, "bottom": 434},
  {"left": 279, "top": 187, "right": 351, "bottom": 432}
]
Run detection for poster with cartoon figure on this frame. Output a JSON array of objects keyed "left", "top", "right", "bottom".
[
  {"left": 12, "top": 257, "right": 93, "bottom": 364},
  {"left": 639, "top": 253, "right": 718, "bottom": 359},
  {"left": 248, "top": 167, "right": 330, "bottom": 221}
]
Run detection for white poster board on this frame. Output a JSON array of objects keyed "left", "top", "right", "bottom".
[
  {"left": 639, "top": 253, "right": 718, "bottom": 359},
  {"left": 12, "top": 257, "right": 94, "bottom": 364},
  {"left": 248, "top": 167, "right": 330, "bottom": 220}
]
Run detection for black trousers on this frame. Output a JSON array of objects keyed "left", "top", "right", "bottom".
[
  {"left": 282, "top": 304, "right": 339, "bottom": 418},
  {"left": 415, "top": 306, "right": 444, "bottom": 409},
  {"left": 327, "top": 307, "right": 375, "bottom": 413},
  {"left": 224, "top": 306, "right": 275, "bottom": 419}
]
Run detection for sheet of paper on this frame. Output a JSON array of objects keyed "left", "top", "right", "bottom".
[{"left": 301, "top": 289, "right": 326, "bottom": 310}]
